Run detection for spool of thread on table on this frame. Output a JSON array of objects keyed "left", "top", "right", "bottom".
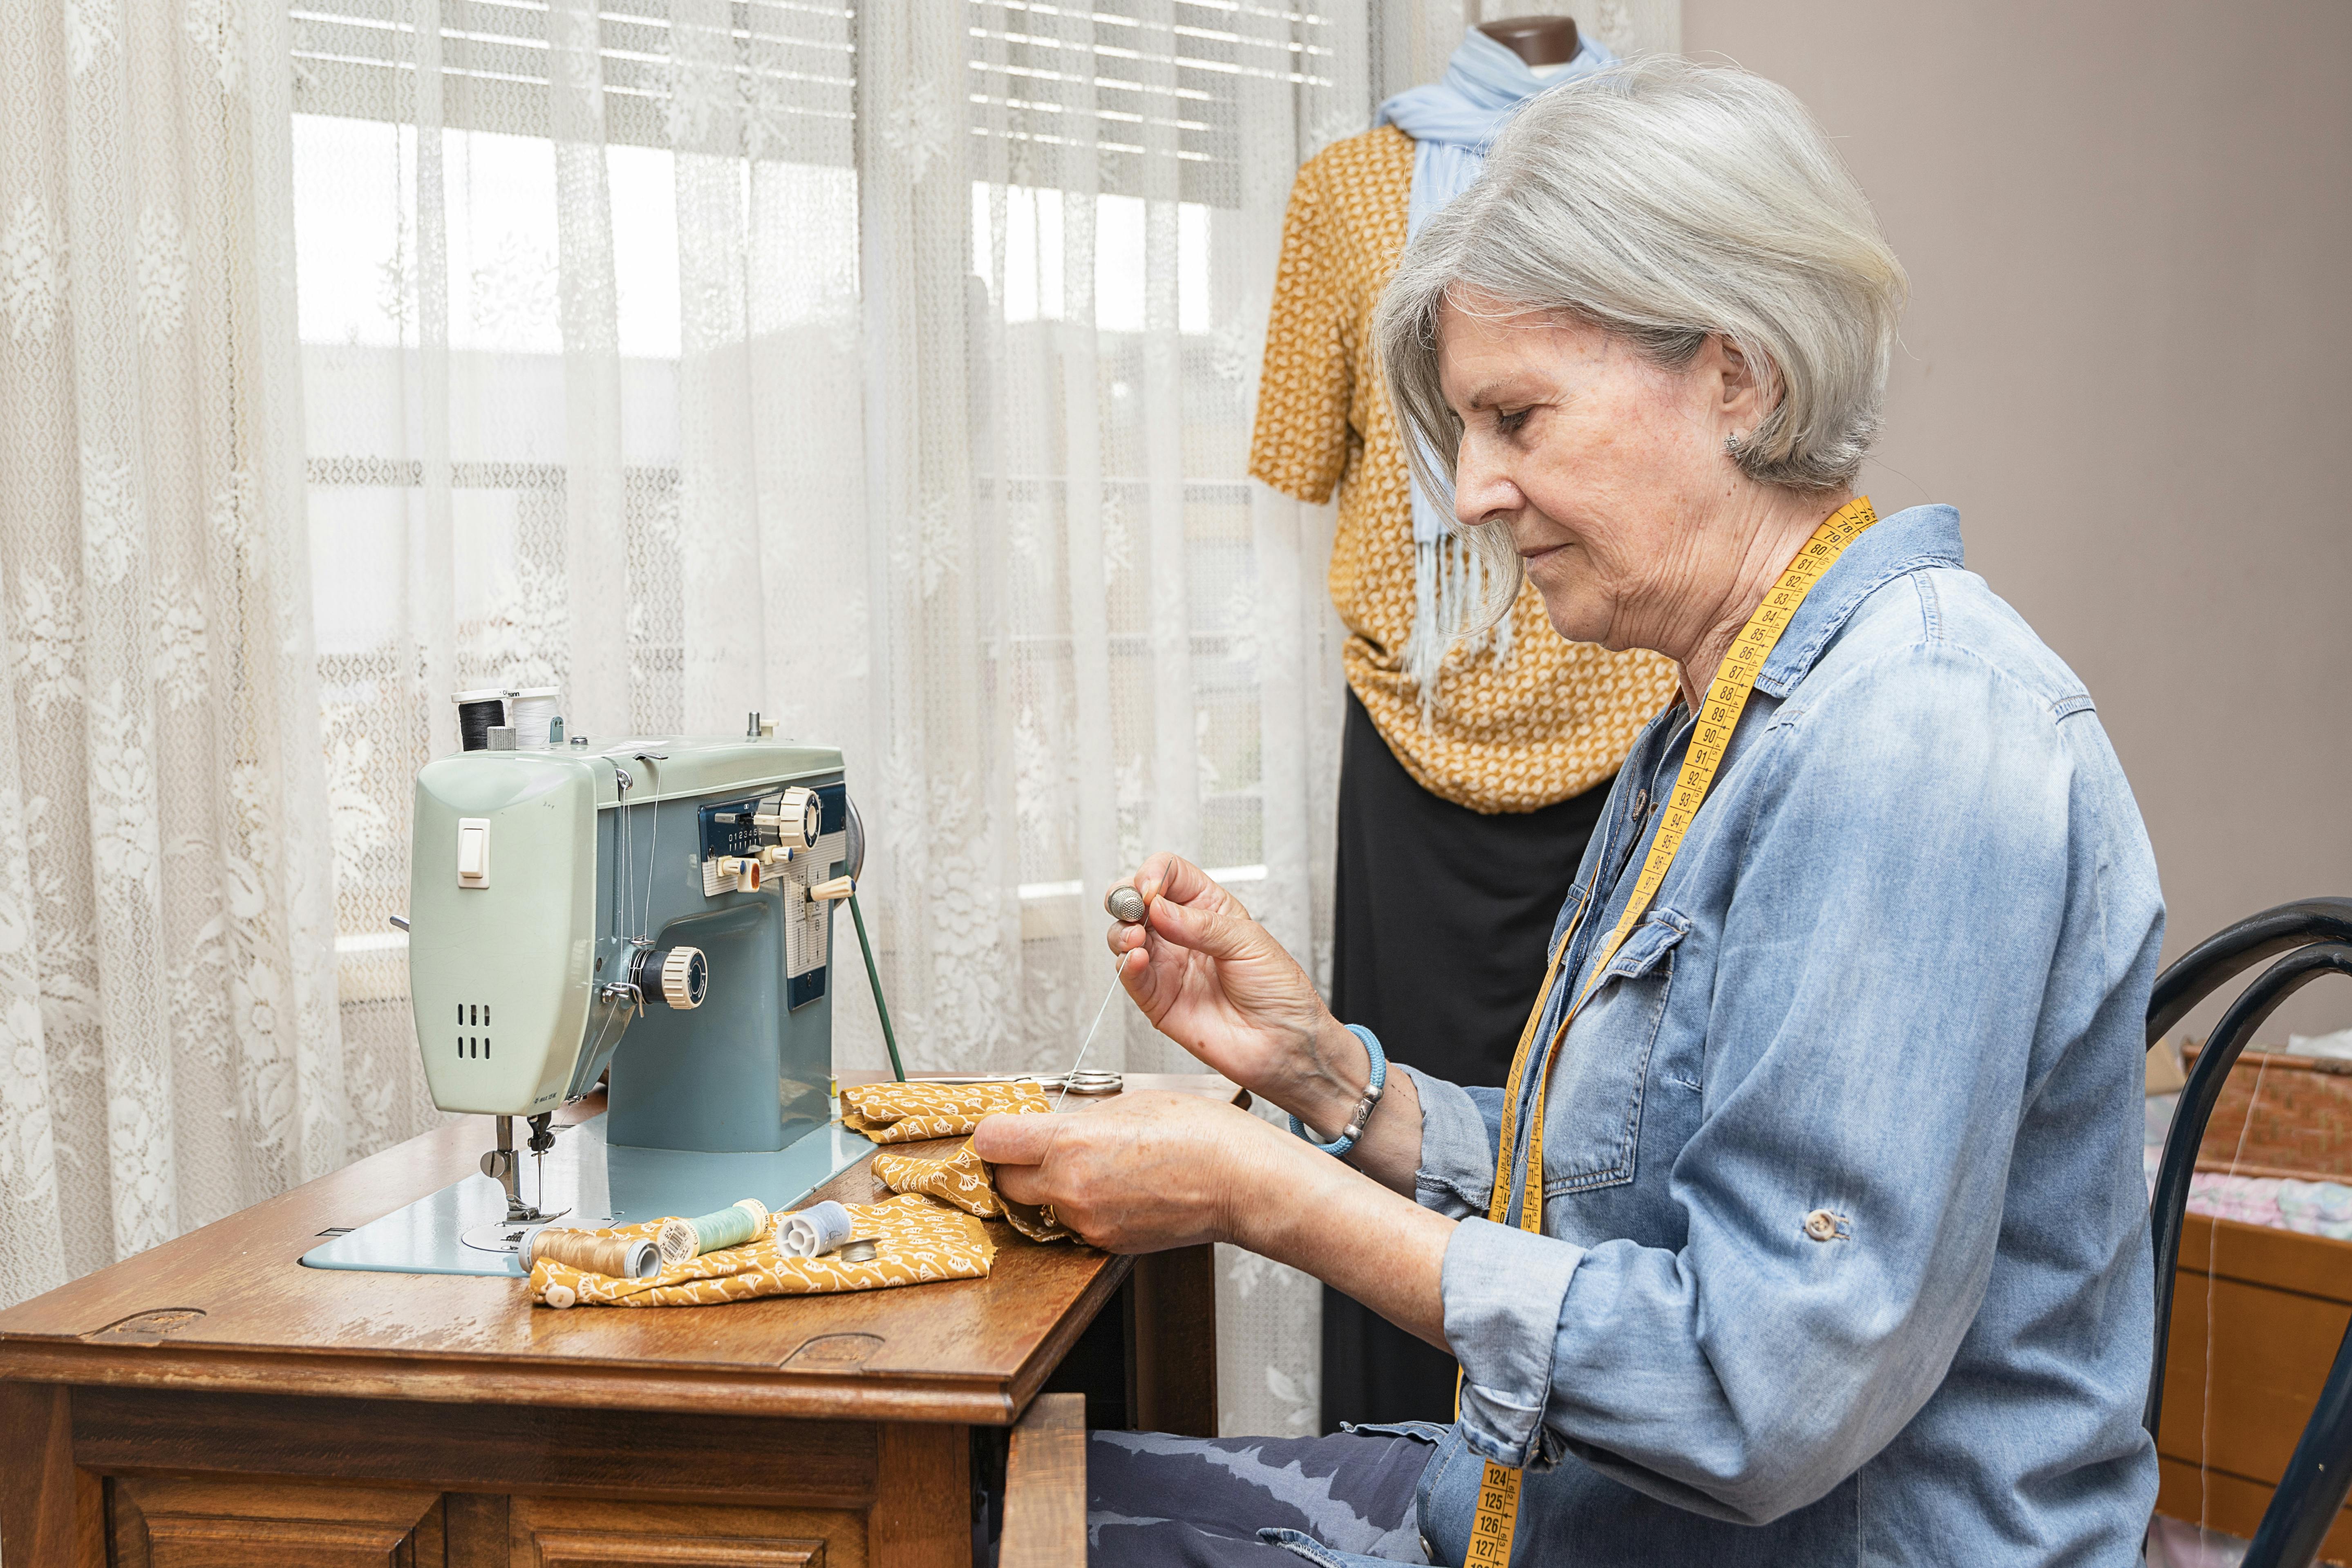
[
  {"left": 454, "top": 690, "right": 507, "bottom": 752},
  {"left": 524, "top": 1227, "right": 660, "bottom": 1279},
  {"left": 779, "top": 1200, "right": 854, "bottom": 1259},
  {"left": 656, "top": 1198, "right": 770, "bottom": 1267},
  {"left": 508, "top": 687, "right": 559, "bottom": 749}
]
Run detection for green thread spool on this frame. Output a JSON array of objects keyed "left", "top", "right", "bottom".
[{"left": 656, "top": 1198, "right": 769, "bottom": 1267}]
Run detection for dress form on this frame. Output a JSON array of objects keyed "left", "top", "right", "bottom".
[{"left": 1478, "top": 13, "right": 1580, "bottom": 68}]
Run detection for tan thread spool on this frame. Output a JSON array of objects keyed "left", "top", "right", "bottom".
[{"left": 526, "top": 1228, "right": 659, "bottom": 1279}]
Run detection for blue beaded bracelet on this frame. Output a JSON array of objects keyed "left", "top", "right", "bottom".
[{"left": 1290, "top": 1024, "right": 1389, "bottom": 1158}]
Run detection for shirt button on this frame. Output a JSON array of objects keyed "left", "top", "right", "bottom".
[{"left": 1804, "top": 1209, "right": 1841, "bottom": 1243}]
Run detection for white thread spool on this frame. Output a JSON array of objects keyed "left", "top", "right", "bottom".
[
  {"left": 779, "top": 1200, "right": 855, "bottom": 1258},
  {"left": 507, "top": 687, "right": 560, "bottom": 749}
]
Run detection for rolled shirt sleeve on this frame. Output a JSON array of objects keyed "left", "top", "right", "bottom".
[
  {"left": 1432, "top": 645, "right": 2107, "bottom": 1524},
  {"left": 1398, "top": 1065, "right": 1504, "bottom": 1219},
  {"left": 1443, "top": 1219, "right": 1587, "bottom": 1466}
]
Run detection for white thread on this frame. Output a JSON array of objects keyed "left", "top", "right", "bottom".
[
  {"left": 780, "top": 1200, "right": 855, "bottom": 1258},
  {"left": 508, "top": 687, "right": 559, "bottom": 748},
  {"left": 1057, "top": 969, "right": 1125, "bottom": 1111}
]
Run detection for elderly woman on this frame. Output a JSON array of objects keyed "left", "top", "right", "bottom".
[{"left": 974, "top": 57, "right": 2161, "bottom": 1568}]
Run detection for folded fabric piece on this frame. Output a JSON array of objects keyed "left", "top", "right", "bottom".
[
  {"left": 840, "top": 1079, "right": 1052, "bottom": 1143},
  {"left": 530, "top": 1193, "right": 992, "bottom": 1308},
  {"left": 873, "top": 1139, "right": 1074, "bottom": 1244}
]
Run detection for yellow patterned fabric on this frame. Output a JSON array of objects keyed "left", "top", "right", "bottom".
[
  {"left": 530, "top": 1194, "right": 994, "bottom": 1308},
  {"left": 839, "top": 1080, "right": 1051, "bottom": 1143},
  {"left": 873, "top": 1141, "right": 1074, "bottom": 1243},
  {"left": 1249, "top": 125, "right": 1679, "bottom": 814}
]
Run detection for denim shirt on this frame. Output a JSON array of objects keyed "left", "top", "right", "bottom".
[{"left": 1384, "top": 507, "right": 2163, "bottom": 1566}]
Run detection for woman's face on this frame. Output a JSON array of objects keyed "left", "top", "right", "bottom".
[{"left": 1436, "top": 297, "right": 1761, "bottom": 652}]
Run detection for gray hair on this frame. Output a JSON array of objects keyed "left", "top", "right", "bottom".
[{"left": 1376, "top": 56, "right": 1907, "bottom": 613}]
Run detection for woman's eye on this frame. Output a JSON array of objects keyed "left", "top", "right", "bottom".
[{"left": 1495, "top": 407, "right": 1532, "bottom": 435}]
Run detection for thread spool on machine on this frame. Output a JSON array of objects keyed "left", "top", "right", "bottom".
[
  {"left": 453, "top": 687, "right": 565, "bottom": 753},
  {"left": 508, "top": 687, "right": 560, "bottom": 749},
  {"left": 453, "top": 689, "right": 507, "bottom": 753}
]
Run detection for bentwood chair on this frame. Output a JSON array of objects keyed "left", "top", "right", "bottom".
[{"left": 2144, "top": 898, "right": 2352, "bottom": 1566}]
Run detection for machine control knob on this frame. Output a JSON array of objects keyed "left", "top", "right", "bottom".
[
  {"left": 754, "top": 786, "right": 822, "bottom": 851},
  {"left": 631, "top": 945, "right": 708, "bottom": 1009}
]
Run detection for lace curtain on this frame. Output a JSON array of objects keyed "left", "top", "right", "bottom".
[
  {"left": 292, "top": 0, "right": 1391, "bottom": 1438},
  {"left": 0, "top": 0, "right": 344, "bottom": 1304},
  {"left": 1, "top": 0, "right": 1675, "bottom": 1437}
]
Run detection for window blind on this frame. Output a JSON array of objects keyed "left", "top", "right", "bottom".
[
  {"left": 291, "top": 0, "right": 856, "bottom": 154},
  {"left": 965, "top": 0, "right": 1334, "bottom": 206},
  {"left": 292, "top": 0, "right": 1329, "bottom": 204}
]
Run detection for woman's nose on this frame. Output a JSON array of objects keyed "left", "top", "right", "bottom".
[{"left": 1452, "top": 437, "right": 1519, "bottom": 526}]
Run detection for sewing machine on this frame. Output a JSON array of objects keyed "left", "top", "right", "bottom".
[{"left": 305, "top": 729, "right": 878, "bottom": 1275}]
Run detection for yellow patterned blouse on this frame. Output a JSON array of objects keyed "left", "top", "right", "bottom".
[{"left": 1249, "top": 126, "right": 1679, "bottom": 814}]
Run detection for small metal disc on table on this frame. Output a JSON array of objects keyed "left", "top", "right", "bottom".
[
  {"left": 836, "top": 1238, "right": 880, "bottom": 1263},
  {"left": 1106, "top": 886, "right": 1146, "bottom": 923},
  {"left": 461, "top": 1213, "right": 571, "bottom": 1255},
  {"left": 1060, "top": 1069, "right": 1123, "bottom": 1096}
]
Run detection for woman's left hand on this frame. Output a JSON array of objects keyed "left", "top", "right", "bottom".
[
  {"left": 970, "top": 1092, "right": 1299, "bottom": 1254},
  {"left": 976, "top": 1092, "right": 1456, "bottom": 1347}
]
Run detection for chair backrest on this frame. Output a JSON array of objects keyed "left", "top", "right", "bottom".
[{"left": 2144, "top": 898, "right": 2352, "bottom": 1568}]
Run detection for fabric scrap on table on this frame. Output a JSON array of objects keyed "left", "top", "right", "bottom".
[
  {"left": 530, "top": 1193, "right": 992, "bottom": 1308},
  {"left": 873, "top": 1139, "right": 1074, "bottom": 1244},
  {"left": 840, "top": 1079, "right": 1051, "bottom": 1143}
]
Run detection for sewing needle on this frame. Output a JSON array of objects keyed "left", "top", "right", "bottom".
[{"left": 1057, "top": 968, "right": 1125, "bottom": 1111}]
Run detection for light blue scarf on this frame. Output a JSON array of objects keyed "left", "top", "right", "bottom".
[{"left": 1374, "top": 28, "right": 1616, "bottom": 706}]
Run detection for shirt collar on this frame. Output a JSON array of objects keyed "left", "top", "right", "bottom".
[{"left": 1750, "top": 503, "right": 1964, "bottom": 699}]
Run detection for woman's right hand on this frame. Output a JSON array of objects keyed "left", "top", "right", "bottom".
[{"left": 1109, "top": 854, "right": 1365, "bottom": 1121}]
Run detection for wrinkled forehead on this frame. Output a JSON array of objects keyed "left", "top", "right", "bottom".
[{"left": 1434, "top": 294, "right": 1614, "bottom": 407}]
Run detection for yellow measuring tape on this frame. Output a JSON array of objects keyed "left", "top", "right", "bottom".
[{"left": 1459, "top": 496, "right": 1878, "bottom": 1565}]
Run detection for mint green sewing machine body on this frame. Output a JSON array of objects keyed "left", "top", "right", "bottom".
[{"left": 303, "top": 736, "right": 875, "bottom": 1277}]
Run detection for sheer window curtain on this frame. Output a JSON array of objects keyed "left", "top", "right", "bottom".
[
  {"left": 290, "top": 0, "right": 1411, "bottom": 1438},
  {"left": 0, "top": 0, "right": 1674, "bottom": 1438},
  {"left": 0, "top": 0, "right": 342, "bottom": 1306}
]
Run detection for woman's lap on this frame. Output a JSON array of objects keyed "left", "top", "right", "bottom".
[{"left": 1085, "top": 1425, "right": 1439, "bottom": 1566}]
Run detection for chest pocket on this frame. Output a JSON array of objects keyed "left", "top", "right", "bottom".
[{"left": 1538, "top": 908, "right": 1690, "bottom": 1196}]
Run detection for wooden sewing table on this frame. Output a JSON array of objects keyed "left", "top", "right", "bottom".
[{"left": 0, "top": 1073, "right": 1233, "bottom": 1567}]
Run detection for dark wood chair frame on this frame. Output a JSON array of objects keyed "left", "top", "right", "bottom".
[{"left": 2145, "top": 897, "right": 2352, "bottom": 1567}]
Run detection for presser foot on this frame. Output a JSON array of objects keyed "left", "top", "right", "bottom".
[{"left": 470, "top": 1140, "right": 571, "bottom": 1253}]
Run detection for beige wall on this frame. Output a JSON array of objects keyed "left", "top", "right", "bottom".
[{"left": 1681, "top": 0, "right": 2352, "bottom": 1036}]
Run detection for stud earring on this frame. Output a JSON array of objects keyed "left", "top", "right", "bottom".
[{"left": 1723, "top": 432, "right": 1744, "bottom": 456}]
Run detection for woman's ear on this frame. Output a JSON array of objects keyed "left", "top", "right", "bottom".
[{"left": 1704, "top": 334, "right": 1775, "bottom": 432}]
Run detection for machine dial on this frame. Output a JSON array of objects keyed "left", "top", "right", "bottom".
[
  {"left": 630, "top": 944, "right": 708, "bottom": 1009},
  {"left": 754, "top": 786, "right": 822, "bottom": 851}
]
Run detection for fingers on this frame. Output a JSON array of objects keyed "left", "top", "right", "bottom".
[
  {"left": 1144, "top": 886, "right": 1259, "bottom": 960},
  {"left": 992, "top": 1159, "right": 1047, "bottom": 1208},
  {"left": 970, "top": 1110, "right": 1060, "bottom": 1166},
  {"left": 1133, "top": 852, "right": 1224, "bottom": 911}
]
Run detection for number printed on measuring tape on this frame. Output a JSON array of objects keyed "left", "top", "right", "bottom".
[{"left": 1467, "top": 1461, "right": 1522, "bottom": 1564}]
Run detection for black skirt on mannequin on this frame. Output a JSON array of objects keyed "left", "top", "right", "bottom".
[{"left": 1321, "top": 688, "right": 1611, "bottom": 1433}]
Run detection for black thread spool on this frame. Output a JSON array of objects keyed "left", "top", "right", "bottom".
[{"left": 454, "top": 689, "right": 507, "bottom": 752}]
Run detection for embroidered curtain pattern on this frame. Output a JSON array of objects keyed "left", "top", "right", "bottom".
[
  {"left": 288, "top": 0, "right": 1397, "bottom": 1437},
  {"left": 0, "top": 0, "right": 345, "bottom": 1303},
  {"left": 0, "top": 0, "right": 1677, "bottom": 1436}
]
